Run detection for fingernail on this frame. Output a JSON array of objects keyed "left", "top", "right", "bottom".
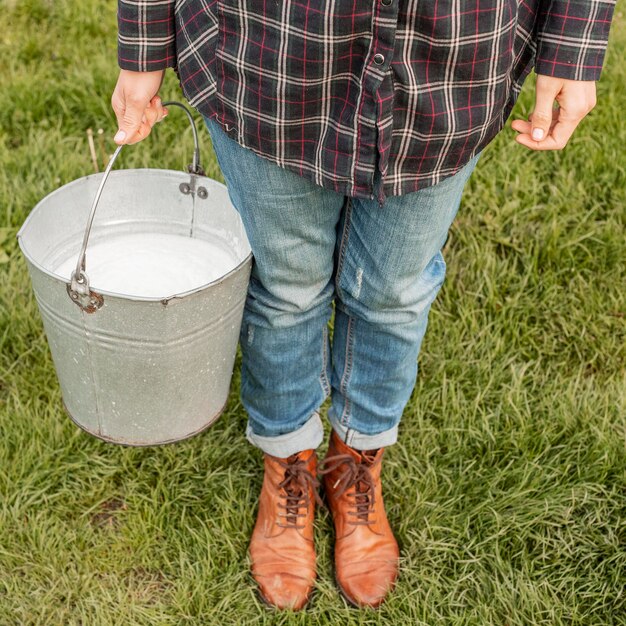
[
  {"left": 114, "top": 129, "right": 126, "bottom": 142},
  {"left": 532, "top": 128, "right": 544, "bottom": 141}
]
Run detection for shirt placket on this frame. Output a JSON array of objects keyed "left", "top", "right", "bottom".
[{"left": 352, "top": 0, "right": 399, "bottom": 203}]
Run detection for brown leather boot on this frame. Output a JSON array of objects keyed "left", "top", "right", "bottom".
[
  {"left": 249, "top": 449, "right": 320, "bottom": 610},
  {"left": 319, "top": 430, "right": 399, "bottom": 607}
]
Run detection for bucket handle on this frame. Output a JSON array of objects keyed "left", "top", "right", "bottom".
[{"left": 67, "top": 101, "right": 205, "bottom": 312}]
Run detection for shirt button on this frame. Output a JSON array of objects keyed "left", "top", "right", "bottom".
[
  {"left": 373, "top": 53, "right": 385, "bottom": 65},
  {"left": 381, "top": 0, "right": 392, "bottom": 5}
]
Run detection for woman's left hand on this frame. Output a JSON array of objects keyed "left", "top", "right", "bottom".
[{"left": 511, "top": 75, "right": 597, "bottom": 151}]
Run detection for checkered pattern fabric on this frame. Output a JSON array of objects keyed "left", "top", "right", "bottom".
[{"left": 118, "top": 0, "right": 615, "bottom": 203}]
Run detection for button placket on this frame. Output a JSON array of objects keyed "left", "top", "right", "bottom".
[{"left": 353, "top": 0, "right": 399, "bottom": 197}]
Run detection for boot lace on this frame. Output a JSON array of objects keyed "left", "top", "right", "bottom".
[
  {"left": 318, "top": 453, "right": 377, "bottom": 526},
  {"left": 276, "top": 455, "right": 322, "bottom": 530}
]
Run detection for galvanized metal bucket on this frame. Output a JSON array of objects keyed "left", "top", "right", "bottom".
[{"left": 17, "top": 102, "right": 252, "bottom": 446}]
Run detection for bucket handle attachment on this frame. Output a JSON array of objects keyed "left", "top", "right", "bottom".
[{"left": 67, "top": 101, "right": 205, "bottom": 312}]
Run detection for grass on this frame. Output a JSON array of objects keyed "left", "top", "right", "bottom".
[{"left": 0, "top": 1, "right": 625, "bottom": 623}]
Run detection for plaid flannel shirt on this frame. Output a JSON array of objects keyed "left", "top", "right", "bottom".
[{"left": 118, "top": 0, "right": 615, "bottom": 204}]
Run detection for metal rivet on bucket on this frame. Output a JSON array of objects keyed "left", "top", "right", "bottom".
[{"left": 17, "top": 103, "right": 253, "bottom": 446}]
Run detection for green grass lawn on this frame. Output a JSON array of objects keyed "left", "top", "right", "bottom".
[{"left": 1, "top": 1, "right": 625, "bottom": 624}]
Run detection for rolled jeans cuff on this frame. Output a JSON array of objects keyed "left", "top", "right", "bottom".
[
  {"left": 245, "top": 411, "right": 324, "bottom": 457},
  {"left": 329, "top": 417, "right": 399, "bottom": 450}
]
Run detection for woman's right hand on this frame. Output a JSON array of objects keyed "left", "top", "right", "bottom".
[{"left": 111, "top": 69, "right": 168, "bottom": 145}]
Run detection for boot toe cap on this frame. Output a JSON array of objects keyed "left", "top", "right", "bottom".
[
  {"left": 338, "top": 565, "right": 397, "bottom": 608},
  {"left": 256, "top": 572, "right": 313, "bottom": 610}
]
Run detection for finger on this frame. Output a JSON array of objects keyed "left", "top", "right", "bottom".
[
  {"left": 144, "top": 104, "right": 160, "bottom": 129},
  {"left": 121, "top": 99, "right": 168, "bottom": 145},
  {"left": 126, "top": 123, "right": 152, "bottom": 145},
  {"left": 514, "top": 123, "right": 562, "bottom": 151},
  {"left": 511, "top": 117, "right": 557, "bottom": 136},
  {"left": 530, "top": 76, "right": 561, "bottom": 143},
  {"left": 517, "top": 103, "right": 581, "bottom": 151},
  {"left": 151, "top": 96, "right": 168, "bottom": 123},
  {"left": 526, "top": 108, "right": 559, "bottom": 122},
  {"left": 111, "top": 90, "right": 127, "bottom": 132},
  {"left": 549, "top": 115, "right": 581, "bottom": 150},
  {"left": 147, "top": 104, "right": 168, "bottom": 125},
  {"left": 127, "top": 101, "right": 168, "bottom": 144},
  {"left": 126, "top": 116, "right": 154, "bottom": 145},
  {"left": 144, "top": 96, "right": 166, "bottom": 127},
  {"left": 529, "top": 108, "right": 559, "bottom": 125},
  {"left": 114, "top": 94, "right": 149, "bottom": 145},
  {"left": 511, "top": 119, "right": 531, "bottom": 134},
  {"left": 136, "top": 99, "right": 168, "bottom": 135}
]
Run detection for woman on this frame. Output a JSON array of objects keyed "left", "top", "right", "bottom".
[{"left": 111, "top": 0, "right": 614, "bottom": 610}]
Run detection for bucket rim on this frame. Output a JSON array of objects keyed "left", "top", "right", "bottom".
[
  {"left": 17, "top": 168, "right": 253, "bottom": 302},
  {"left": 17, "top": 167, "right": 225, "bottom": 239}
]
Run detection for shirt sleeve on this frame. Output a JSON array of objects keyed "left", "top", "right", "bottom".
[
  {"left": 117, "top": 0, "right": 176, "bottom": 72},
  {"left": 534, "top": 0, "right": 616, "bottom": 81}
]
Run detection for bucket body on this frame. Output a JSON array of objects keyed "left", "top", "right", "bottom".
[{"left": 18, "top": 168, "right": 252, "bottom": 445}]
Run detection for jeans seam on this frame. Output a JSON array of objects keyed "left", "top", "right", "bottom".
[
  {"left": 339, "top": 314, "right": 355, "bottom": 428},
  {"left": 334, "top": 197, "right": 353, "bottom": 301},
  {"left": 320, "top": 325, "right": 331, "bottom": 398},
  {"left": 335, "top": 198, "right": 355, "bottom": 430}
]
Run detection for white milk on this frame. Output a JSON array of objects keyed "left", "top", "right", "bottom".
[{"left": 54, "top": 232, "right": 239, "bottom": 298}]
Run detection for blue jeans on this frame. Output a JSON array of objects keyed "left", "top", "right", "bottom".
[{"left": 204, "top": 116, "right": 479, "bottom": 457}]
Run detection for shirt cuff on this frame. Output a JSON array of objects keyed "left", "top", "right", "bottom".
[
  {"left": 117, "top": 0, "right": 177, "bottom": 72},
  {"left": 535, "top": 43, "right": 608, "bottom": 81},
  {"left": 533, "top": 0, "right": 615, "bottom": 81}
]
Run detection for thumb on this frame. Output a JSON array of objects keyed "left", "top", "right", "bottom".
[
  {"left": 531, "top": 76, "right": 560, "bottom": 142},
  {"left": 114, "top": 97, "right": 147, "bottom": 144}
]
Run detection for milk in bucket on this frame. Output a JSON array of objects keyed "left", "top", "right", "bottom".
[{"left": 54, "top": 232, "right": 239, "bottom": 298}]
